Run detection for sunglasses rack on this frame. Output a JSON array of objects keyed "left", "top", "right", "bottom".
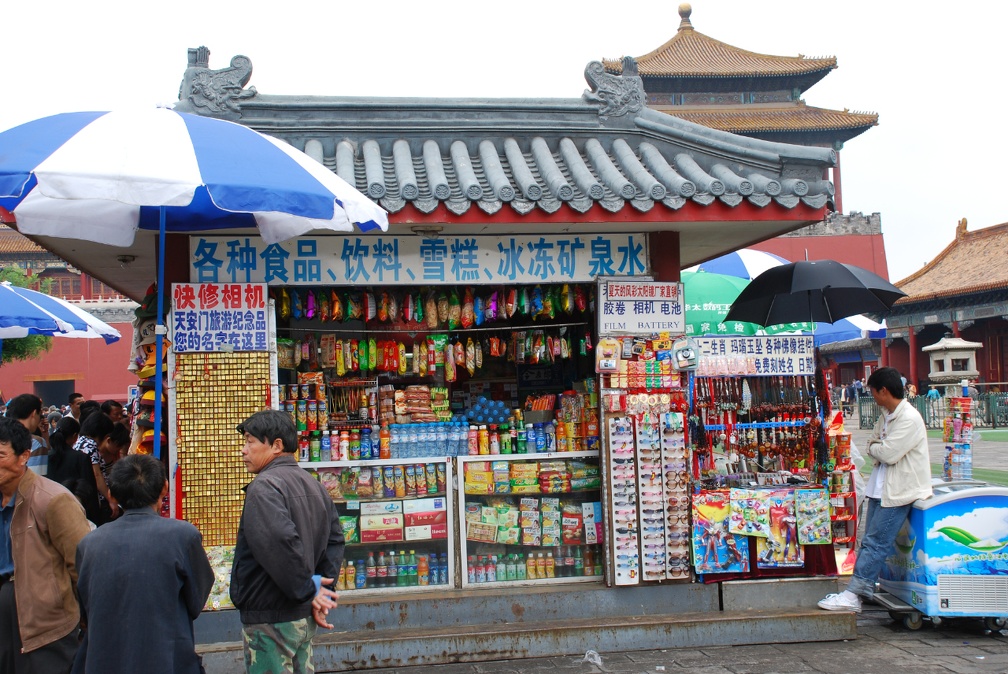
[
  {"left": 607, "top": 416, "right": 639, "bottom": 585},
  {"left": 634, "top": 415, "right": 664, "bottom": 582},
  {"left": 660, "top": 412, "right": 691, "bottom": 580}
]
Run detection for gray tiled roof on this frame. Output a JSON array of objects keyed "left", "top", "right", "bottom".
[{"left": 177, "top": 51, "right": 836, "bottom": 219}]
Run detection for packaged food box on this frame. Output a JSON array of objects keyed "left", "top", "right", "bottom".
[
  {"left": 359, "top": 513, "right": 404, "bottom": 530},
  {"left": 361, "top": 500, "right": 403, "bottom": 515},
  {"left": 404, "top": 522, "right": 448, "bottom": 541},
  {"left": 360, "top": 527, "right": 404, "bottom": 543},
  {"left": 404, "top": 510, "right": 447, "bottom": 527},
  {"left": 403, "top": 497, "right": 446, "bottom": 514},
  {"left": 467, "top": 521, "right": 497, "bottom": 543},
  {"left": 521, "top": 525, "right": 542, "bottom": 546}
]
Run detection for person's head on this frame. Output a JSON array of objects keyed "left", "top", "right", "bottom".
[
  {"left": 5, "top": 393, "right": 43, "bottom": 433},
  {"left": 100, "top": 400, "right": 124, "bottom": 423},
  {"left": 51, "top": 416, "right": 81, "bottom": 452},
  {"left": 237, "top": 409, "right": 296, "bottom": 474},
  {"left": 0, "top": 417, "right": 32, "bottom": 494},
  {"left": 46, "top": 410, "right": 63, "bottom": 427},
  {"left": 108, "top": 454, "right": 167, "bottom": 510},
  {"left": 78, "top": 400, "right": 102, "bottom": 425},
  {"left": 101, "top": 422, "right": 130, "bottom": 464},
  {"left": 867, "top": 367, "right": 904, "bottom": 411},
  {"left": 68, "top": 393, "right": 84, "bottom": 417},
  {"left": 79, "top": 411, "right": 114, "bottom": 444}
]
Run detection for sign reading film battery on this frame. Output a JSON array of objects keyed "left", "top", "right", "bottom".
[{"left": 597, "top": 279, "right": 685, "bottom": 336}]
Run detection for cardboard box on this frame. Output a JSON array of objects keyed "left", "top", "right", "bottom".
[
  {"left": 404, "top": 510, "right": 448, "bottom": 527},
  {"left": 467, "top": 521, "right": 497, "bottom": 543},
  {"left": 361, "top": 527, "right": 404, "bottom": 543},
  {"left": 361, "top": 500, "right": 403, "bottom": 516},
  {"left": 403, "top": 497, "right": 447, "bottom": 514},
  {"left": 404, "top": 522, "right": 448, "bottom": 541},
  {"left": 360, "top": 513, "right": 404, "bottom": 530}
]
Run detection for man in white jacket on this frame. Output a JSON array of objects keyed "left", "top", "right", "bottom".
[{"left": 818, "top": 367, "right": 932, "bottom": 613}]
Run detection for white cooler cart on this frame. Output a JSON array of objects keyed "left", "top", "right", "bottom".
[{"left": 876, "top": 481, "right": 1008, "bottom": 631}]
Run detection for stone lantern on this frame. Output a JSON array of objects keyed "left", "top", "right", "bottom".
[{"left": 922, "top": 333, "right": 982, "bottom": 385}]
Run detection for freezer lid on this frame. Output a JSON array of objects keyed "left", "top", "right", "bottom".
[{"left": 913, "top": 483, "right": 1008, "bottom": 510}]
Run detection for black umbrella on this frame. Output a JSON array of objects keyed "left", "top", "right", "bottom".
[{"left": 724, "top": 260, "right": 906, "bottom": 327}]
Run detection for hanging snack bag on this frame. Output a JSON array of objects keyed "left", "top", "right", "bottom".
[
  {"left": 505, "top": 287, "right": 518, "bottom": 318},
  {"left": 475, "top": 340, "right": 483, "bottom": 369},
  {"left": 291, "top": 290, "right": 303, "bottom": 320},
  {"left": 425, "top": 292, "right": 439, "bottom": 329},
  {"left": 448, "top": 289, "right": 462, "bottom": 330},
  {"left": 473, "top": 293, "right": 484, "bottom": 327},
  {"left": 454, "top": 340, "right": 465, "bottom": 367},
  {"left": 278, "top": 289, "right": 291, "bottom": 320},
  {"left": 413, "top": 290, "right": 424, "bottom": 324},
  {"left": 388, "top": 292, "right": 400, "bottom": 323},
  {"left": 484, "top": 290, "right": 498, "bottom": 323},
  {"left": 358, "top": 338, "right": 369, "bottom": 374},
  {"left": 461, "top": 288, "right": 475, "bottom": 329},
  {"left": 518, "top": 287, "right": 530, "bottom": 316},
  {"left": 466, "top": 338, "right": 476, "bottom": 376},
  {"left": 364, "top": 292, "right": 377, "bottom": 323},
  {"left": 419, "top": 340, "right": 429, "bottom": 376},
  {"left": 345, "top": 293, "right": 362, "bottom": 321},
  {"left": 530, "top": 286, "right": 544, "bottom": 315},
  {"left": 350, "top": 340, "right": 360, "bottom": 372},
  {"left": 368, "top": 338, "right": 378, "bottom": 371},
  {"left": 377, "top": 292, "right": 390, "bottom": 322},
  {"left": 560, "top": 284, "right": 573, "bottom": 314},
  {"left": 404, "top": 292, "right": 415, "bottom": 323},
  {"left": 437, "top": 290, "right": 450, "bottom": 325},
  {"left": 398, "top": 342, "right": 408, "bottom": 375},
  {"left": 514, "top": 331, "right": 526, "bottom": 364},
  {"left": 305, "top": 291, "right": 316, "bottom": 320},
  {"left": 330, "top": 290, "right": 344, "bottom": 322},
  {"left": 540, "top": 287, "right": 555, "bottom": 320},
  {"left": 574, "top": 284, "right": 587, "bottom": 312},
  {"left": 334, "top": 341, "right": 346, "bottom": 376},
  {"left": 444, "top": 343, "right": 457, "bottom": 382},
  {"left": 412, "top": 342, "right": 421, "bottom": 374},
  {"left": 319, "top": 291, "right": 330, "bottom": 322}
]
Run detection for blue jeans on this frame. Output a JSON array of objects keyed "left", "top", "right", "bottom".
[{"left": 847, "top": 497, "right": 913, "bottom": 598}]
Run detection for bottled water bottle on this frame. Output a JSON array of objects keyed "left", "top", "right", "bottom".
[
  {"left": 436, "top": 423, "right": 448, "bottom": 456},
  {"left": 407, "top": 424, "right": 419, "bottom": 459}
]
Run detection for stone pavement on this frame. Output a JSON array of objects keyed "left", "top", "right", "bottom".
[{"left": 357, "top": 608, "right": 1008, "bottom": 674}]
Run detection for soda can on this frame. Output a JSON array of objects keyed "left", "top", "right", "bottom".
[
  {"left": 371, "top": 467, "right": 384, "bottom": 494},
  {"left": 296, "top": 400, "right": 307, "bottom": 431},
  {"left": 306, "top": 400, "right": 318, "bottom": 431},
  {"left": 300, "top": 383, "right": 311, "bottom": 400},
  {"left": 415, "top": 464, "right": 428, "bottom": 497},
  {"left": 425, "top": 464, "right": 438, "bottom": 494},
  {"left": 284, "top": 401, "right": 296, "bottom": 425},
  {"left": 393, "top": 466, "right": 406, "bottom": 498},
  {"left": 435, "top": 463, "right": 447, "bottom": 493},
  {"left": 287, "top": 384, "right": 298, "bottom": 401},
  {"left": 383, "top": 466, "right": 396, "bottom": 498},
  {"left": 404, "top": 465, "right": 417, "bottom": 496},
  {"left": 317, "top": 399, "right": 329, "bottom": 429}
]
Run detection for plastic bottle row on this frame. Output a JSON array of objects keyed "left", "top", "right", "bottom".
[
  {"left": 337, "top": 549, "right": 449, "bottom": 590},
  {"left": 467, "top": 545, "right": 603, "bottom": 583},
  {"left": 300, "top": 420, "right": 578, "bottom": 462}
]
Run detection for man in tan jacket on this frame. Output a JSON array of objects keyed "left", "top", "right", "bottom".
[
  {"left": 0, "top": 416, "right": 91, "bottom": 673},
  {"left": 818, "top": 367, "right": 932, "bottom": 613}
]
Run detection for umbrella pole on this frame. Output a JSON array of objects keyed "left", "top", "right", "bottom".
[{"left": 153, "top": 207, "right": 166, "bottom": 460}]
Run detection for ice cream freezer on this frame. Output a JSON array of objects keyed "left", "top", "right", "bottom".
[{"left": 878, "top": 480, "right": 1008, "bottom": 629}]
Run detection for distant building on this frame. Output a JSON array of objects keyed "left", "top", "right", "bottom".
[
  {"left": 887, "top": 218, "right": 1008, "bottom": 387},
  {"left": 604, "top": 4, "right": 887, "bottom": 278}
]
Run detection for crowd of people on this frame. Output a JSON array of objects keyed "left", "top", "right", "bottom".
[{"left": 0, "top": 393, "right": 344, "bottom": 674}]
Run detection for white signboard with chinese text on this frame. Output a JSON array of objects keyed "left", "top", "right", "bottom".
[
  {"left": 171, "top": 283, "right": 269, "bottom": 353},
  {"left": 188, "top": 233, "right": 648, "bottom": 286},
  {"left": 597, "top": 280, "right": 684, "bottom": 336},
  {"left": 694, "top": 335, "right": 815, "bottom": 376}
]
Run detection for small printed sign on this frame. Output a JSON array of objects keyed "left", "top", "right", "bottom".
[
  {"left": 598, "top": 280, "right": 684, "bottom": 335},
  {"left": 171, "top": 283, "right": 269, "bottom": 353}
]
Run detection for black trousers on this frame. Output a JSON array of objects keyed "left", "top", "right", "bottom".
[{"left": 0, "top": 577, "right": 78, "bottom": 674}]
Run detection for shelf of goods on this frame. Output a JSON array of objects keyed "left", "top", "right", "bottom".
[
  {"left": 457, "top": 451, "right": 604, "bottom": 588},
  {"left": 605, "top": 410, "right": 692, "bottom": 585},
  {"left": 301, "top": 457, "right": 455, "bottom": 595},
  {"left": 827, "top": 431, "right": 858, "bottom": 553}
]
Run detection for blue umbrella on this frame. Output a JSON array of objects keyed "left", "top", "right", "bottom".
[
  {"left": 0, "top": 108, "right": 389, "bottom": 458},
  {"left": 690, "top": 248, "right": 788, "bottom": 280},
  {"left": 0, "top": 281, "right": 121, "bottom": 342}
]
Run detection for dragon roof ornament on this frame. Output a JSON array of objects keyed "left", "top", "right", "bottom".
[{"left": 176, "top": 46, "right": 257, "bottom": 118}]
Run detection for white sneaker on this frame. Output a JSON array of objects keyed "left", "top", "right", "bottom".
[{"left": 817, "top": 592, "right": 862, "bottom": 613}]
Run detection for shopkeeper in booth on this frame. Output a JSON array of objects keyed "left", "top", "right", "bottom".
[
  {"left": 231, "top": 410, "right": 345, "bottom": 674},
  {"left": 817, "top": 367, "right": 932, "bottom": 614}
]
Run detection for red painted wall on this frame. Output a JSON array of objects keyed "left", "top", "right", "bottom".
[
  {"left": 751, "top": 234, "right": 890, "bottom": 280},
  {"left": 0, "top": 321, "right": 136, "bottom": 406}
]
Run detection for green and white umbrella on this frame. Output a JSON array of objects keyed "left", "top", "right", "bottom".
[{"left": 682, "top": 271, "right": 811, "bottom": 336}]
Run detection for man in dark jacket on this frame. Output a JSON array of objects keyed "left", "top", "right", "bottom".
[
  {"left": 231, "top": 410, "right": 344, "bottom": 674},
  {"left": 74, "top": 454, "right": 213, "bottom": 674}
]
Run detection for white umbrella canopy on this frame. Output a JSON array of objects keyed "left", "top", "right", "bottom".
[{"left": 0, "top": 108, "right": 389, "bottom": 457}]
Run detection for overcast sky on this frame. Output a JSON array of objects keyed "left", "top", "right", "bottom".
[{"left": 2, "top": 0, "right": 1003, "bottom": 282}]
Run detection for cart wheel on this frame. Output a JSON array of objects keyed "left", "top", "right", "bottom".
[
  {"left": 902, "top": 612, "right": 924, "bottom": 630},
  {"left": 888, "top": 611, "right": 902, "bottom": 622},
  {"left": 984, "top": 617, "right": 1006, "bottom": 632}
]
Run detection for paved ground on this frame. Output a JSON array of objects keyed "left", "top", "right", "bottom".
[{"left": 358, "top": 608, "right": 1008, "bottom": 673}]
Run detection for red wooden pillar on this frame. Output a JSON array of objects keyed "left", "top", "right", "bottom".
[
  {"left": 879, "top": 339, "right": 889, "bottom": 367},
  {"left": 908, "top": 329, "right": 918, "bottom": 387},
  {"left": 952, "top": 321, "right": 961, "bottom": 338},
  {"left": 649, "top": 231, "right": 681, "bottom": 282},
  {"left": 832, "top": 151, "right": 843, "bottom": 214}
]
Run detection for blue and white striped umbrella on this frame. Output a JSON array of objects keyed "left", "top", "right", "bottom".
[
  {"left": 0, "top": 108, "right": 388, "bottom": 245},
  {"left": 0, "top": 108, "right": 388, "bottom": 459},
  {"left": 0, "top": 281, "right": 121, "bottom": 343},
  {"left": 688, "top": 248, "right": 789, "bottom": 280}
]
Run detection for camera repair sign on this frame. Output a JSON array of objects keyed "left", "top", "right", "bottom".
[{"left": 598, "top": 280, "right": 684, "bottom": 336}]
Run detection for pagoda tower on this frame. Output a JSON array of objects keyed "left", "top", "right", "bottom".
[{"left": 604, "top": 3, "right": 878, "bottom": 214}]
